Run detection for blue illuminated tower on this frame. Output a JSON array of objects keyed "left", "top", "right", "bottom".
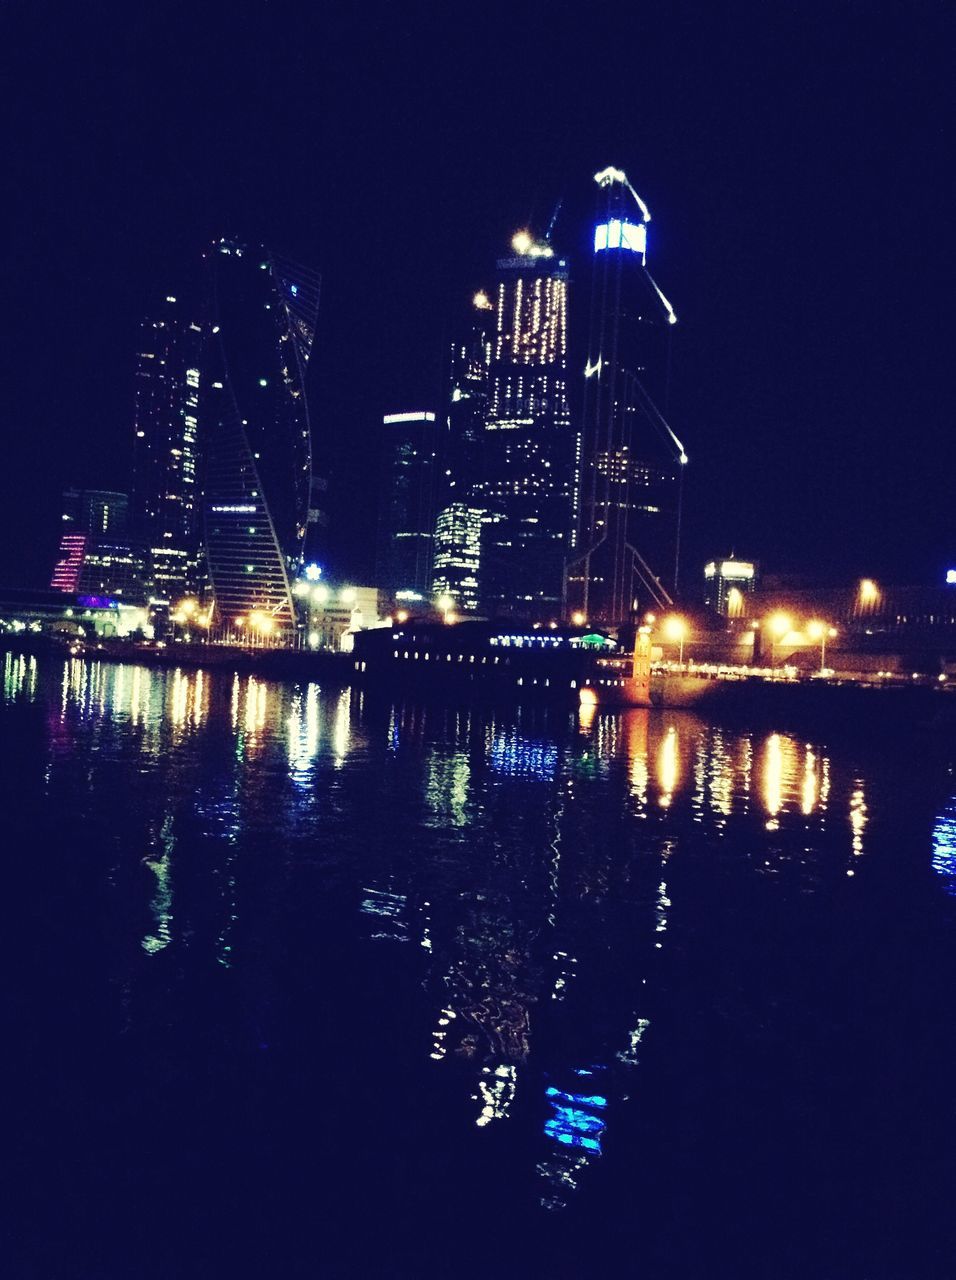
[
  {"left": 201, "top": 240, "right": 321, "bottom": 636},
  {"left": 566, "top": 167, "right": 688, "bottom": 626}
]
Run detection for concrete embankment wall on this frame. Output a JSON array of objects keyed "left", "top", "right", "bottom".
[{"left": 652, "top": 674, "right": 956, "bottom": 740}]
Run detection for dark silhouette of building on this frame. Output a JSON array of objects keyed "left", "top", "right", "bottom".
[
  {"left": 567, "top": 167, "right": 688, "bottom": 626},
  {"left": 375, "top": 411, "right": 438, "bottom": 595},
  {"left": 431, "top": 293, "right": 494, "bottom": 612}
]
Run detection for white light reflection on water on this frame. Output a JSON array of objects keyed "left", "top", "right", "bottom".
[
  {"left": 29, "top": 656, "right": 905, "bottom": 1224},
  {"left": 142, "top": 814, "right": 175, "bottom": 955},
  {"left": 657, "top": 724, "right": 680, "bottom": 807},
  {"left": 932, "top": 798, "right": 956, "bottom": 895},
  {"left": 287, "top": 682, "right": 321, "bottom": 787},
  {"left": 3, "top": 651, "right": 37, "bottom": 702}
]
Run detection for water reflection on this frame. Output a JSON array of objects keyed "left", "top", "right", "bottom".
[
  {"left": 932, "top": 797, "right": 956, "bottom": 894},
  {"left": 16, "top": 651, "right": 909, "bottom": 1223},
  {"left": 3, "top": 650, "right": 37, "bottom": 702},
  {"left": 142, "top": 815, "right": 175, "bottom": 955}
]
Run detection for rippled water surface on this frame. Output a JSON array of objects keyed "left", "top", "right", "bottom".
[{"left": 5, "top": 651, "right": 956, "bottom": 1277}]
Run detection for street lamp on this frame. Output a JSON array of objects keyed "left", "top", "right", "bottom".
[
  {"left": 807, "top": 620, "right": 837, "bottom": 673},
  {"left": 663, "top": 615, "right": 687, "bottom": 668},
  {"left": 767, "top": 613, "right": 791, "bottom": 676},
  {"left": 858, "top": 578, "right": 880, "bottom": 613}
]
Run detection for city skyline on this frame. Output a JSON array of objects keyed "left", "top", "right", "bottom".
[{"left": 2, "top": 4, "right": 951, "bottom": 593}]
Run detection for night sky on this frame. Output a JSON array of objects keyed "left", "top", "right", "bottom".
[{"left": 2, "top": 1, "right": 953, "bottom": 589}]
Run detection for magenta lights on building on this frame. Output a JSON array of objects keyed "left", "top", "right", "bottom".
[{"left": 50, "top": 534, "right": 88, "bottom": 592}]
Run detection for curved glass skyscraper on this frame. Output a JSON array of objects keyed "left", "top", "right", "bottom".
[{"left": 202, "top": 240, "right": 320, "bottom": 635}]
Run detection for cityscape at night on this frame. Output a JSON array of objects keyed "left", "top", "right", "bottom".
[{"left": 2, "top": 3, "right": 955, "bottom": 1276}]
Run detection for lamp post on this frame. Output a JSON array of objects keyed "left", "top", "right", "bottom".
[
  {"left": 807, "top": 621, "right": 837, "bottom": 673},
  {"left": 768, "top": 613, "right": 791, "bottom": 677},
  {"left": 857, "top": 578, "right": 880, "bottom": 617},
  {"left": 663, "top": 615, "right": 687, "bottom": 669}
]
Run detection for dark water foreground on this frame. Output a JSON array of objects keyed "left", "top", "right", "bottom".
[{"left": 3, "top": 650, "right": 956, "bottom": 1278}]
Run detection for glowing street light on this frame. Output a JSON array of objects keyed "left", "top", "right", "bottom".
[
  {"left": 571, "top": 610, "right": 586, "bottom": 627},
  {"left": 858, "top": 578, "right": 880, "bottom": 611},
  {"left": 663, "top": 615, "right": 687, "bottom": 667},
  {"left": 767, "top": 612, "right": 792, "bottom": 675},
  {"left": 806, "top": 620, "right": 837, "bottom": 672}
]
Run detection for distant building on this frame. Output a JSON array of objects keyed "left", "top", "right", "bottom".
[
  {"left": 431, "top": 294, "right": 494, "bottom": 612},
  {"left": 201, "top": 239, "right": 321, "bottom": 637},
  {"left": 0, "top": 587, "right": 149, "bottom": 638},
  {"left": 62, "top": 488, "right": 128, "bottom": 538},
  {"left": 303, "top": 584, "right": 389, "bottom": 651},
  {"left": 50, "top": 489, "right": 144, "bottom": 599},
  {"left": 432, "top": 502, "right": 483, "bottom": 613},
  {"left": 704, "top": 558, "right": 757, "bottom": 615},
  {"left": 132, "top": 296, "right": 202, "bottom": 601},
  {"left": 376, "top": 411, "right": 438, "bottom": 595},
  {"left": 471, "top": 232, "right": 572, "bottom": 618},
  {"left": 567, "top": 166, "right": 686, "bottom": 625}
]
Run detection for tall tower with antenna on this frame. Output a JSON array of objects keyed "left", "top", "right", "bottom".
[{"left": 566, "top": 166, "right": 688, "bottom": 627}]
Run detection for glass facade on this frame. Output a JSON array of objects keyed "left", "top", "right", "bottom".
[
  {"left": 432, "top": 502, "right": 483, "bottom": 614},
  {"left": 201, "top": 240, "right": 320, "bottom": 635},
  {"left": 375, "top": 412, "right": 438, "bottom": 594},
  {"left": 472, "top": 237, "right": 572, "bottom": 618},
  {"left": 567, "top": 168, "right": 684, "bottom": 625},
  {"left": 132, "top": 297, "right": 201, "bottom": 600},
  {"left": 51, "top": 489, "right": 143, "bottom": 599}
]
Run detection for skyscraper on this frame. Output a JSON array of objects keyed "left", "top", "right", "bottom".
[
  {"left": 201, "top": 239, "right": 321, "bottom": 635},
  {"left": 375, "top": 411, "right": 438, "bottom": 594},
  {"left": 50, "top": 488, "right": 143, "bottom": 597},
  {"left": 132, "top": 296, "right": 201, "bottom": 601},
  {"left": 430, "top": 293, "right": 494, "bottom": 613},
  {"left": 566, "top": 167, "right": 688, "bottom": 626},
  {"left": 432, "top": 502, "right": 483, "bottom": 613},
  {"left": 472, "top": 233, "right": 572, "bottom": 618}
]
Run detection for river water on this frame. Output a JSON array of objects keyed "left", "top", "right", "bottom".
[{"left": 4, "top": 650, "right": 956, "bottom": 1278}]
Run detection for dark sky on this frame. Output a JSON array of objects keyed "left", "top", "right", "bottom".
[{"left": 2, "top": 0, "right": 953, "bottom": 588}]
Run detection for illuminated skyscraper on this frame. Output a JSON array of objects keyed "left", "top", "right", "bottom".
[
  {"left": 430, "top": 293, "right": 494, "bottom": 612},
  {"left": 132, "top": 296, "right": 201, "bottom": 600},
  {"left": 441, "top": 292, "right": 494, "bottom": 507},
  {"left": 375, "top": 411, "right": 438, "bottom": 594},
  {"left": 432, "top": 502, "right": 483, "bottom": 613},
  {"left": 50, "top": 488, "right": 143, "bottom": 597},
  {"left": 703, "top": 557, "right": 757, "bottom": 615},
  {"left": 566, "top": 167, "right": 688, "bottom": 626},
  {"left": 473, "top": 233, "right": 572, "bottom": 617},
  {"left": 201, "top": 239, "right": 321, "bottom": 635}
]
